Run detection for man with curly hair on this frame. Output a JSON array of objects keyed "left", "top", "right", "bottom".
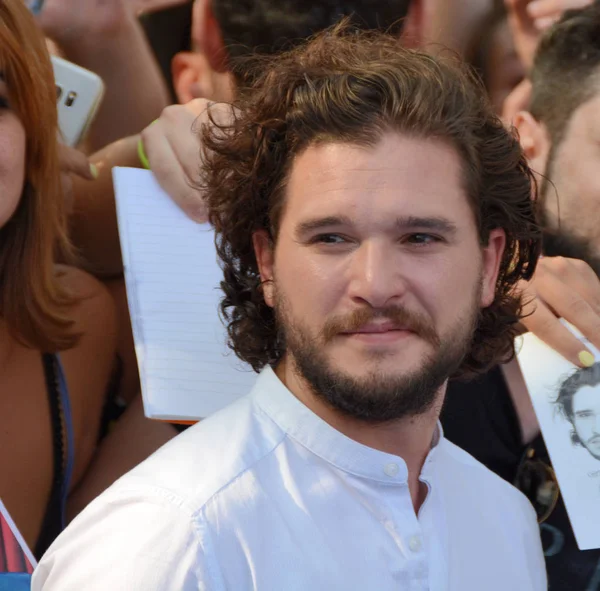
[{"left": 33, "top": 25, "right": 546, "bottom": 591}]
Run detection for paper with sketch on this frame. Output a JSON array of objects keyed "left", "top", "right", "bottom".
[
  {"left": 517, "top": 321, "right": 600, "bottom": 550},
  {"left": 113, "top": 167, "right": 257, "bottom": 421}
]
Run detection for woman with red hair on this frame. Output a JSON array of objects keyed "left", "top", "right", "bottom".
[{"left": 0, "top": 0, "right": 117, "bottom": 559}]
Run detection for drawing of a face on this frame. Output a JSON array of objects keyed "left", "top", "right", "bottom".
[{"left": 572, "top": 386, "right": 600, "bottom": 461}]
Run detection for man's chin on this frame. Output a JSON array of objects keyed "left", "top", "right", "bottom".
[{"left": 585, "top": 444, "right": 600, "bottom": 462}]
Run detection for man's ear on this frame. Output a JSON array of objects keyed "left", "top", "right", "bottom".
[
  {"left": 513, "top": 111, "right": 552, "bottom": 176},
  {"left": 480, "top": 229, "right": 507, "bottom": 308},
  {"left": 172, "top": 52, "right": 210, "bottom": 103},
  {"left": 401, "top": 0, "right": 425, "bottom": 49},
  {"left": 252, "top": 230, "right": 276, "bottom": 308}
]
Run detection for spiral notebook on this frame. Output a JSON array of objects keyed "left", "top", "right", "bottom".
[{"left": 113, "top": 168, "right": 257, "bottom": 421}]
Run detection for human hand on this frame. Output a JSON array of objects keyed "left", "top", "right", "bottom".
[
  {"left": 518, "top": 257, "right": 600, "bottom": 367},
  {"left": 35, "top": 0, "right": 134, "bottom": 48},
  {"left": 58, "top": 144, "right": 97, "bottom": 214},
  {"left": 140, "top": 99, "right": 234, "bottom": 222},
  {"left": 505, "top": 0, "right": 593, "bottom": 70}
]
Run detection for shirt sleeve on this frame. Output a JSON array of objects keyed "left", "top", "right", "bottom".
[{"left": 31, "top": 487, "right": 225, "bottom": 591}]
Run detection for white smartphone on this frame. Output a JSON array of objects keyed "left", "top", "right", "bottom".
[{"left": 51, "top": 55, "right": 105, "bottom": 147}]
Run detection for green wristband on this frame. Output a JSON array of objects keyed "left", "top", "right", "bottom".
[
  {"left": 137, "top": 119, "right": 158, "bottom": 170},
  {"left": 137, "top": 137, "right": 151, "bottom": 170}
]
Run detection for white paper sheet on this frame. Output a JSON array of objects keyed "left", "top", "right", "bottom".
[
  {"left": 517, "top": 322, "right": 600, "bottom": 550},
  {"left": 113, "top": 167, "right": 257, "bottom": 420}
]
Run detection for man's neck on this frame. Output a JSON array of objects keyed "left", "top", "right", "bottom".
[{"left": 274, "top": 357, "right": 445, "bottom": 512}]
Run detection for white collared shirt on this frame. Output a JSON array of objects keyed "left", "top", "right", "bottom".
[{"left": 33, "top": 367, "right": 546, "bottom": 591}]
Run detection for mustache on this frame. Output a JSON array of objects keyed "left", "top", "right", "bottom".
[{"left": 321, "top": 306, "right": 440, "bottom": 346}]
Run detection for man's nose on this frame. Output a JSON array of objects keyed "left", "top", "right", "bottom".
[{"left": 346, "top": 241, "right": 407, "bottom": 309}]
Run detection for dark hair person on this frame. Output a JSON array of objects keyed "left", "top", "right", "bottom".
[
  {"left": 524, "top": 2, "right": 600, "bottom": 273},
  {"left": 33, "top": 24, "right": 545, "bottom": 590},
  {"left": 0, "top": 0, "right": 117, "bottom": 559}
]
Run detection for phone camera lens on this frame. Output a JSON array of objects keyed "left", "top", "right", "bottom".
[{"left": 65, "top": 91, "right": 77, "bottom": 107}]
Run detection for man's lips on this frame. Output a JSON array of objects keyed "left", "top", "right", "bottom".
[{"left": 341, "top": 322, "right": 414, "bottom": 335}]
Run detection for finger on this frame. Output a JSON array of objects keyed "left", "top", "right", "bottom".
[
  {"left": 58, "top": 145, "right": 96, "bottom": 180},
  {"left": 142, "top": 123, "right": 208, "bottom": 222},
  {"left": 534, "top": 264, "right": 600, "bottom": 352},
  {"left": 537, "top": 257, "right": 600, "bottom": 315},
  {"left": 522, "top": 298, "right": 597, "bottom": 367},
  {"left": 561, "top": 258, "right": 600, "bottom": 315}
]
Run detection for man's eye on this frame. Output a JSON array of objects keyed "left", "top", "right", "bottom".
[
  {"left": 405, "top": 233, "right": 440, "bottom": 245},
  {"left": 576, "top": 411, "right": 594, "bottom": 419},
  {"left": 0, "top": 96, "right": 10, "bottom": 110},
  {"left": 314, "top": 234, "right": 346, "bottom": 244}
]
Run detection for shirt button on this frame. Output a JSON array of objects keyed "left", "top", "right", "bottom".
[
  {"left": 384, "top": 463, "right": 400, "bottom": 477},
  {"left": 408, "top": 536, "right": 422, "bottom": 553}
]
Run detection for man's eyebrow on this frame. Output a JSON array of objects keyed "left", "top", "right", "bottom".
[
  {"left": 296, "top": 215, "right": 353, "bottom": 236},
  {"left": 296, "top": 215, "right": 458, "bottom": 236},
  {"left": 395, "top": 216, "right": 457, "bottom": 234}
]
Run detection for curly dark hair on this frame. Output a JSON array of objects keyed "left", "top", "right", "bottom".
[{"left": 202, "top": 22, "right": 541, "bottom": 379}]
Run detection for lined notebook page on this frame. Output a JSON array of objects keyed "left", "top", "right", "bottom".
[{"left": 113, "top": 167, "right": 257, "bottom": 420}]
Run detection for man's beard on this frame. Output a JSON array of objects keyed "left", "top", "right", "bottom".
[
  {"left": 540, "top": 147, "right": 600, "bottom": 276},
  {"left": 275, "top": 289, "right": 481, "bottom": 424}
]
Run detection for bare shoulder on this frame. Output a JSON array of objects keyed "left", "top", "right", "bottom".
[{"left": 56, "top": 265, "right": 118, "bottom": 340}]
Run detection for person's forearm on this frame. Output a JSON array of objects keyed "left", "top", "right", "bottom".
[
  {"left": 70, "top": 135, "right": 141, "bottom": 277},
  {"left": 60, "top": 17, "right": 170, "bottom": 152}
]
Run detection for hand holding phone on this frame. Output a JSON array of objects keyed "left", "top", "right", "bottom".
[{"left": 51, "top": 56, "right": 105, "bottom": 147}]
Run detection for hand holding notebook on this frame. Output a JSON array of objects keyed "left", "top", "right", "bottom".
[{"left": 113, "top": 167, "right": 257, "bottom": 421}]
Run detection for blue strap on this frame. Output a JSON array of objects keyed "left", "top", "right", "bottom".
[{"left": 54, "top": 355, "right": 74, "bottom": 531}]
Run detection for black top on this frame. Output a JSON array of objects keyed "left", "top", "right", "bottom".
[{"left": 442, "top": 366, "right": 600, "bottom": 591}]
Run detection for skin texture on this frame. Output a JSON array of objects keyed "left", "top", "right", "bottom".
[
  {"left": 254, "top": 134, "right": 505, "bottom": 510},
  {"left": 0, "top": 79, "right": 26, "bottom": 227}
]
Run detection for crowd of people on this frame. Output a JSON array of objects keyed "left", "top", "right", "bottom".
[{"left": 1, "top": 0, "right": 600, "bottom": 588}]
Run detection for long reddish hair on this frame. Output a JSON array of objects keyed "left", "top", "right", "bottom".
[{"left": 0, "top": 0, "right": 78, "bottom": 351}]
